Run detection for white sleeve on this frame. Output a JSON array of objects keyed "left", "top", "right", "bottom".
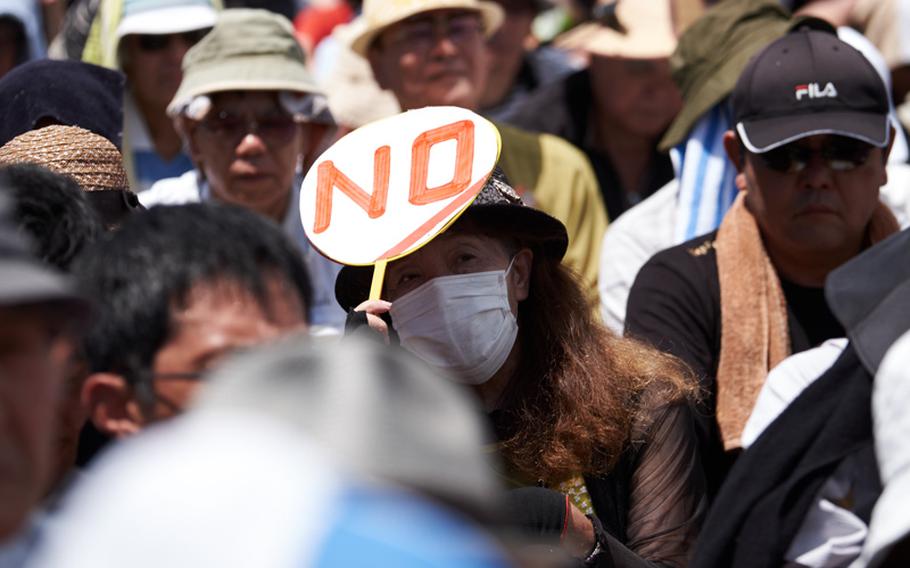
[
  {"left": 741, "top": 338, "right": 848, "bottom": 449},
  {"left": 786, "top": 461, "right": 868, "bottom": 567},
  {"left": 598, "top": 181, "right": 677, "bottom": 334},
  {"left": 139, "top": 171, "right": 202, "bottom": 207}
]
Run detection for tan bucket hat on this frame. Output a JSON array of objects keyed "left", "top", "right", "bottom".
[
  {"left": 556, "top": 0, "right": 695, "bottom": 60},
  {"left": 168, "top": 9, "right": 323, "bottom": 117},
  {"left": 348, "top": 0, "right": 504, "bottom": 56}
]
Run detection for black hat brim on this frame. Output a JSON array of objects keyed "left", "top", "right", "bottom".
[
  {"left": 334, "top": 203, "right": 568, "bottom": 311},
  {"left": 738, "top": 111, "right": 890, "bottom": 153}
]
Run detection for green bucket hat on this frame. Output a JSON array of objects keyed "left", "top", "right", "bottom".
[
  {"left": 658, "top": 0, "right": 830, "bottom": 151},
  {"left": 168, "top": 8, "right": 323, "bottom": 117}
]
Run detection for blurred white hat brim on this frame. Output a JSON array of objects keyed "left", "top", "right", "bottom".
[{"left": 116, "top": 5, "right": 217, "bottom": 39}]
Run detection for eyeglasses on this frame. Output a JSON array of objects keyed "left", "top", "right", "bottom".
[
  {"left": 150, "top": 372, "right": 205, "bottom": 381},
  {"left": 197, "top": 109, "right": 299, "bottom": 147},
  {"left": 137, "top": 29, "right": 209, "bottom": 52},
  {"left": 386, "top": 13, "right": 483, "bottom": 52},
  {"left": 755, "top": 138, "right": 874, "bottom": 174}
]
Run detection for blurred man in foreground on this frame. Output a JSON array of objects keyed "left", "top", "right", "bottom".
[
  {"left": 79, "top": 204, "right": 311, "bottom": 437},
  {"left": 0, "top": 189, "right": 89, "bottom": 561}
]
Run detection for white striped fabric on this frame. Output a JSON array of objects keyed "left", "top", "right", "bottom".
[{"left": 671, "top": 102, "right": 738, "bottom": 243}]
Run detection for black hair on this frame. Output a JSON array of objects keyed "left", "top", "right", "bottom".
[
  {"left": 74, "top": 203, "right": 313, "bottom": 382},
  {"left": 0, "top": 16, "right": 26, "bottom": 67},
  {"left": 2, "top": 164, "right": 101, "bottom": 271}
]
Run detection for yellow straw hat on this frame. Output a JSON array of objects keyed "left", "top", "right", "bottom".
[{"left": 348, "top": 0, "right": 504, "bottom": 56}]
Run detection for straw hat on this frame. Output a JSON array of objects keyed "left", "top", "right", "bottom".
[
  {"left": 0, "top": 125, "right": 132, "bottom": 195},
  {"left": 348, "top": 0, "right": 504, "bottom": 56},
  {"left": 555, "top": 0, "right": 685, "bottom": 60}
]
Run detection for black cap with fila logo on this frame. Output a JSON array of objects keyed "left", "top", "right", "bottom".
[{"left": 732, "top": 27, "right": 890, "bottom": 153}]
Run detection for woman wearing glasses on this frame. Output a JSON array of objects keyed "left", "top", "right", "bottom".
[{"left": 340, "top": 169, "right": 706, "bottom": 567}]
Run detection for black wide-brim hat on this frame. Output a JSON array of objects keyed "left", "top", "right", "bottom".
[{"left": 334, "top": 168, "right": 568, "bottom": 311}]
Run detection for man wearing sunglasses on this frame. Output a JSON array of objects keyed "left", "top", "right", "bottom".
[
  {"left": 625, "top": 27, "right": 900, "bottom": 498},
  {"left": 142, "top": 9, "right": 346, "bottom": 333},
  {"left": 113, "top": 0, "right": 217, "bottom": 192}
]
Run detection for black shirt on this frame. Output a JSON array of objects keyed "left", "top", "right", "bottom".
[
  {"left": 624, "top": 232, "right": 845, "bottom": 497},
  {"left": 508, "top": 70, "right": 675, "bottom": 220}
]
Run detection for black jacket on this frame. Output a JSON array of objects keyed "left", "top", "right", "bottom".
[{"left": 692, "top": 228, "right": 910, "bottom": 568}]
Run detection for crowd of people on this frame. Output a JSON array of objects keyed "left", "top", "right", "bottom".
[{"left": 3, "top": 0, "right": 910, "bottom": 566}]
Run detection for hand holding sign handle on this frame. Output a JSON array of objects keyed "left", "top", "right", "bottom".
[{"left": 300, "top": 107, "right": 501, "bottom": 303}]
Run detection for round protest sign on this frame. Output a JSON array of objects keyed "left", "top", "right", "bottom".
[{"left": 299, "top": 106, "right": 501, "bottom": 268}]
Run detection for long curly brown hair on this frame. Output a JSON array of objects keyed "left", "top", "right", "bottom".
[{"left": 494, "top": 248, "right": 698, "bottom": 482}]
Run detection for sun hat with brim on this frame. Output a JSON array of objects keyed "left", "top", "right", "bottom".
[
  {"left": 348, "top": 0, "right": 504, "bottom": 57},
  {"left": 334, "top": 168, "right": 567, "bottom": 311},
  {"left": 658, "top": 0, "right": 831, "bottom": 151},
  {"left": 733, "top": 28, "right": 891, "bottom": 153},
  {"left": 168, "top": 9, "right": 323, "bottom": 117},
  {"left": 115, "top": 0, "right": 217, "bottom": 39},
  {"left": 0, "top": 195, "right": 90, "bottom": 318},
  {"left": 554, "top": 0, "right": 679, "bottom": 60}
]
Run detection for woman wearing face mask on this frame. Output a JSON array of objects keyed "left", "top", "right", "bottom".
[{"left": 335, "top": 169, "right": 706, "bottom": 567}]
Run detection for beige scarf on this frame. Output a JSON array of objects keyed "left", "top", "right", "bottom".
[{"left": 714, "top": 193, "right": 899, "bottom": 450}]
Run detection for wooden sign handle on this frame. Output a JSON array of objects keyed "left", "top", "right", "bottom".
[{"left": 369, "top": 258, "right": 387, "bottom": 301}]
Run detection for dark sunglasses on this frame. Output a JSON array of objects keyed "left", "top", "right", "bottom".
[
  {"left": 755, "top": 137, "right": 874, "bottom": 174},
  {"left": 198, "top": 109, "right": 299, "bottom": 147},
  {"left": 137, "top": 29, "right": 209, "bottom": 52}
]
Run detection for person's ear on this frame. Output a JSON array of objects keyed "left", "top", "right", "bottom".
[
  {"left": 885, "top": 126, "right": 896, "bottom": 161},
  {"left": 510, "top": 248, "right": 533, "bottom": 302},
  {"left": 723, "top": 130, "right": 744, "bottom": 171},
  {"left": 723, "top": 130, "right": 749, "bottom": 193},
  {"left": 880, "top": 126, "right": 896, "bottom": 187},
  {"left": 81, "top": 373, "right": 144, "bottom": 438}
]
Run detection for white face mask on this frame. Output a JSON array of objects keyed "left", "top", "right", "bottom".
[{"left": 389, "top": 262, "right": 519, "bottom": 385}]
